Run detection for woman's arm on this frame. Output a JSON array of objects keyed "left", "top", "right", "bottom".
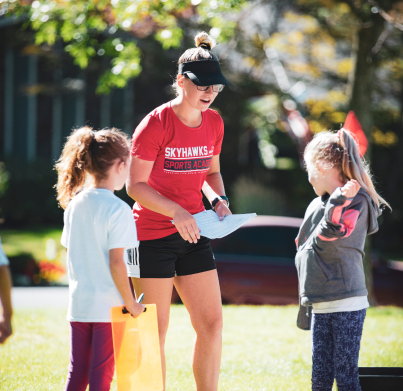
[
  {"left": 126, "top": 156, "right": 201, "bottom": 243},
  {"left": 202, "top": 155, "right": 232, "bottom": 220}
]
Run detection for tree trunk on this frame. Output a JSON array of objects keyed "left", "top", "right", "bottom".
[
  {"left": 386, "top": 74, "right": 403, "bottom": 199},
  {"left": 348, "top": 13, "right": 384, "bottom": 305}
]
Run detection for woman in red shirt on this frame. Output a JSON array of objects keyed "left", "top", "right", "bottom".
[{"left": 127, "top": 32, "right": 231, "bottom": 390}]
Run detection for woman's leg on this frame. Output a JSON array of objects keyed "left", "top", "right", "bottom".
[
  {"left": 174, "top": 269, "right": 223, "bottom": 391},
  {"left": 311, "top": 313, "right": 335, "bottom": 391},
  {"left": 131, "top": 277, "right": 174, "bottom": 390},
  {"left": 88, "top": 322, "right": 115, "bottom": 391},
  {"left": 333, "top": 310, "right": 366, "bottom": 391},
  {"left": 65, "top": 322, "right": 92, "bottom": 391}
]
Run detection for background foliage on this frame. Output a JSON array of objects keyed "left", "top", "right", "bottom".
[
  {"left": 1, "top": 1, "right": 403, "bottom": 285},
  {"left": 2, "top": 0, "right": 245, "bottom": 92}
]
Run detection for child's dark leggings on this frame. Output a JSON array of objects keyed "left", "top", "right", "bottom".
[
  {"left": 65, "top": 322, "right": 115, "bottom": 391},
  {"left": 311, "top": 309, "right": 366, "bottom": 391}
]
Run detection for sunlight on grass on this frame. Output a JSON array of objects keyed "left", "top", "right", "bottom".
[
  {"left": 0, "top": 309, "right": 69, "bottom": 391},
  {"left": 0, "top": 306, "right": 402, "bottom": 390}
]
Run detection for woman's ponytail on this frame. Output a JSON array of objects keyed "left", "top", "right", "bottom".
[
  {"left": 173, "top": 31, "right": 218, "bottom": 95},
  {"left": 55, "top": 126, "right": 130, "bottom": 209}
]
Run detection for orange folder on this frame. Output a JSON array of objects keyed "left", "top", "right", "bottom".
[{"left": 111, "top": 304, "right": 163, "bottom": 391}]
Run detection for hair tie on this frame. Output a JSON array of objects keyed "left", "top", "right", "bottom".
[{"left": 91, "top": 131, "right": 95, "bottom": 136}]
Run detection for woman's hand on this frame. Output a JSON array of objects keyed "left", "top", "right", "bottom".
[
  {"left": 214, "top": 201, "right": 232, "bottom": 221},
  {"left": 173, "top": 207, "right": 201, "bottom": 243},
  {"left": 341, "top": 179, "right": 361, "bottom": 198}
]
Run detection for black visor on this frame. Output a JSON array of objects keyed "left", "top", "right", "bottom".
[{"left": 179, "top": 60, "right": 230, "bottom": 86}]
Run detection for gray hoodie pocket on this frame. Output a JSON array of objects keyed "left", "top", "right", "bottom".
[{"left": 295, "top": 248, "right": 328, "bottom": 298}]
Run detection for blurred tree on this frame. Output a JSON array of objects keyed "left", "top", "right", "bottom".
[
  {"left": 291, "top": 0, "right": 403, "bottom": 304},
  {"left": 0, "top": 163, "right": 9, "bottom": 198},
  {"left": 220, "top": 0, "right": 403, "bottom": 302},
  {"left": 2, "top": 0, "right": 403, "bottom": 301},
  {"left": 0, "top": 162, "right": 9, "bottom": 224},
  {"left": 1, "top": 0, "right": 245, "bottom": 93}
]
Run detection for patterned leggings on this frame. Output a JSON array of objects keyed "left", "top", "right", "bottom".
[{"left": 311, "top": 309, "right": 366, "bottom": 391}]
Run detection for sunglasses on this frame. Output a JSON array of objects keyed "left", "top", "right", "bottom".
[
  {"left": 184, "top": 74, "right": 224, "bottom": 93},
  {"left": 196, "top": 84, "right": 224, "bottom": 93}
]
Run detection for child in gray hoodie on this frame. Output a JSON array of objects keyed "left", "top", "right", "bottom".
[{"left": 295, "top": 128, "right": 390, "bottom": 391}]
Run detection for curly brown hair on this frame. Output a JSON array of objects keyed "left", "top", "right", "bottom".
[{"left": 55, "top": 126, "right": 131, "bottom": 209}]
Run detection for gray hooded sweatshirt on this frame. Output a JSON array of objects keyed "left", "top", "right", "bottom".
[{"left": 295, "top": 187, "right": 381, "bottom": 330}]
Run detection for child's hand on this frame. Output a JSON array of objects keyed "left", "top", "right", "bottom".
[
  {"left": 124, "top": 301, "right": 146, "bottom": 318},
  {"left": 341, "top": 179, "right": 361, "bottom": 198}
]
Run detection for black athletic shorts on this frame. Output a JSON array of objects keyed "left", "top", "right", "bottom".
[{"left": 126, "top": 232, "right": 216, "bottom": 278}]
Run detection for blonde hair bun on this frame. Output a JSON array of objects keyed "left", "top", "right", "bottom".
[{"left": 195, "top": 31, "right": 216, "bottom": 51}]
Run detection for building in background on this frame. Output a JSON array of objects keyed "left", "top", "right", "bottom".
[{"left": 0, "top": 20, "right": 135, "bottom": 163}]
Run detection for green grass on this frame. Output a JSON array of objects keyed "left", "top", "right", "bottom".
[
  {"left": 1, "top": 305, "right": 402, "bottom": 390},
  {"left": 1, "top": 228, "right": 63, "bottom": 260}
]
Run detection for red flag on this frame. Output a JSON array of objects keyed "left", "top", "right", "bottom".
[{"left": 343, "top": 111, "right": 368, "bottom": 157}]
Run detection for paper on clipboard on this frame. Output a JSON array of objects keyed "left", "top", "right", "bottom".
[
  {"left": 111, "top": 304, "right": 163, "bottom": 391},
  {"left": 193, "top": 210, "right": 256, "bottom": 239}
]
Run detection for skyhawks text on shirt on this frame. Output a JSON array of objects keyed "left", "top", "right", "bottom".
[{"left": 164, "top": 146, "right": 213, "bottom": 173}]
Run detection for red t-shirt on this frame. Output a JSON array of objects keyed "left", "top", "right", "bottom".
[{"left": 131, "top": 101, "right": 224, "bottom": 240}]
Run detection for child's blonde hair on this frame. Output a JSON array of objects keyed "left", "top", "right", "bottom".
[
  {"left": 55, "top": 126, "right": 131, "bottom": 209},
  {"left": 304, "top": 128, "right": 391, "bottom": 209}
]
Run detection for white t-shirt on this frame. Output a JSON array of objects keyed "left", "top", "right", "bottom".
[
  {"left": 0, "top": 237, "right": 9, "bottom": 266},
  {"left": 312, "top": 296, "right": 369, "bottom": 314},
  {"left": 61, "top": 188, "right": 138, "bottom": 322}
]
